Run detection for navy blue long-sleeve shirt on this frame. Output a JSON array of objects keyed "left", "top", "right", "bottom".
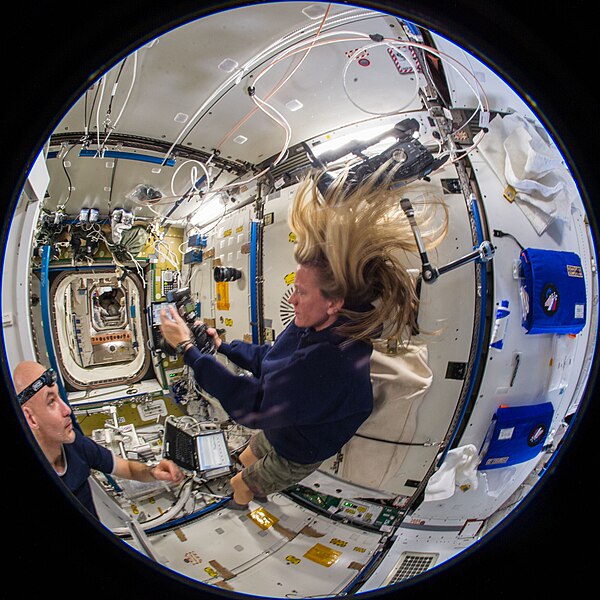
[{"left": 183, "top": 320, "right": 373, "bottom": 464}]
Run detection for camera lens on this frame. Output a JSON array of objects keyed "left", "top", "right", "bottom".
[{"left": 214, "top": 266, "right": 242, "bottom": 282}]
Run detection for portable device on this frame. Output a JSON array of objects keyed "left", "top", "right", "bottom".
[{"left": 163, "top": 421, "right": 232, "bottom": 475}]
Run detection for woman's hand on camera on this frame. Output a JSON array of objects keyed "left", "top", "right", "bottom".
[{"left": 204, "top": 325, "right": 222, "bottom": 349}]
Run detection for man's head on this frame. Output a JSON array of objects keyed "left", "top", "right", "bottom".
[{"left": 13, "top": 361, "right": 75, "bottom": 450}]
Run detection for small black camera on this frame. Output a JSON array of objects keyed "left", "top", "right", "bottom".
[
  {"left": 213, "top": 266, "right": 242, "bottom": 282},
  {"left": 158, "top": 287, "right": 215, "bottom": 356}
]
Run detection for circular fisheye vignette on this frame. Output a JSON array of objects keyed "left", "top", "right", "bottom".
[{"left": 2, "top": 1, "right": 597, "bottom": 598}]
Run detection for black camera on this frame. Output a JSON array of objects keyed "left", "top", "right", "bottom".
[
  {"left": 213, "top": 266, "right": 242, "bottom": 282},
  {"left": 158, "top": 287, "right": 215, "bottom": 356}
]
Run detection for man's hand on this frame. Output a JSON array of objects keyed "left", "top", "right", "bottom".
[{"left": 151, "top": 458, "right": 185, "bottom": 484}]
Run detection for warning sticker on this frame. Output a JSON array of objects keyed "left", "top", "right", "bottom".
[{"left": 304, "top": 543, "right": 341, "bottom": 567}]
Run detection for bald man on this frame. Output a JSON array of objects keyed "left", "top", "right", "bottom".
[{"left": 14, "top": 361, "right": 184, "bottom": 518}]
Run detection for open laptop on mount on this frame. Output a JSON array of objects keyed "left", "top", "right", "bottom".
[{"left": 163, "top": 420, "right": 232, "bottom": 477}]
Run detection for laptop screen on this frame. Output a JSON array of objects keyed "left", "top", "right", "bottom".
[{"left": 196, "top": 431, "right": 232, "bottom": 471}]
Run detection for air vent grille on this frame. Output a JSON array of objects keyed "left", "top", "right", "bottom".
[{"left": 387, "top": 552, "right": 438, "bottom": 584}]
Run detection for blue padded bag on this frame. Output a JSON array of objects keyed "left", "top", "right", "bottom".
[
  {"left": 478, "top": 402, "right": 554, "bottom": 470},
  {"left": 520, "top": 248, "right": 586, "bottom": 334}
]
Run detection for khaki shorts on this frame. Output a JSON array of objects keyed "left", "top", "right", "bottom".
[{"left": 241, "top": 431, "right": 322, "bottom": 496}]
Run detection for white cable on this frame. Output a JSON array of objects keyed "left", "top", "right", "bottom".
[
  {"left": 249, "top": 94, "right": 291, "bottom": 167},
  {"left": 112, "top": 51, "right": 138, "bottom": 128},
  {"left": 170, "top": 159, "right": 212, "bottom": 199},
  {"left": 111, "top": 478, "right": 195, "bottom": 536},
  {"left": 97, "top": 52, "right": 139, "bottom": 155},
  {"left": 95, "top": 75, "right": 106, "bottom": 151},
  {"left": 160, "top": 9, "right": 376, "bottom": 162},
  {"left": 252, "top": 29, "right": 372, "bottom": 90},
  {"left": 341, "top": 40, "right": 422, "bottom": 116}
]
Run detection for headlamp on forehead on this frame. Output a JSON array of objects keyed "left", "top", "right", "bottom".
[{"left": 17, "top": 368, "right": 58, "bottom": 406}]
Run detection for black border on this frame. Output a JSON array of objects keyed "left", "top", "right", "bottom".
[{"left": 2, "top": 2, "right": 598, "bottom": 598}]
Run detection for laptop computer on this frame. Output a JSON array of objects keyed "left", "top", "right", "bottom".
[{"left": 163, "top": 420, "right": 232, "bottom": 475}]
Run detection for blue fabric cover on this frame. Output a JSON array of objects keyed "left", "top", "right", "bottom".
[
  {"left": 520, "top": 248, "right": 586, "bottom": 334},
  {"left": 478, "top": 402, "right": 554, "bottom": 470}
]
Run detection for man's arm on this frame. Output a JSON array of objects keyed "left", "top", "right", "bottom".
[{"left": 112, "top": 457, "right": 185, "bottom": 484}]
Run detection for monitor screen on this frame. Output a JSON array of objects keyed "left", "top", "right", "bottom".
[{"left": 196, "top": 431, "right": 232, "bottom": 471}]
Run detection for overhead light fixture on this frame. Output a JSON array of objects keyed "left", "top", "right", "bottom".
[
  {"left": 218, "top": 58, "right": 239, "bottom": 73},
  {"left": 190, "top": 192, "right": 227, "bottom": 227},
  {"left": 285, "top": 99, "right": 303, "bottom": 112},
  {"left": 174, "top": 112, "right": 189, "bottom": 123},
  {"left": 233, "top": 135, "right": 248, "bottom": 144},
  {"left": 302, "top": 4, "right": 327, "bottom": 19},
  {"left": 312, "top": 124, "right": 395, "bottom": 159}
]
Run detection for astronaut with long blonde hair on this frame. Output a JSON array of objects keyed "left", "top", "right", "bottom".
[{"left": 160, "top": 160, "right": 448, "bottom": 509}]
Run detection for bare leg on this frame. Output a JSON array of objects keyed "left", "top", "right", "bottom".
[
  {"left": 239, "top": 444, "right": 259, "bottom": 468},
  {"left": 228, "top": 444, "right": 260, "bottom": 505},
  {"left": 230, "top": 471, "right": 254, "bottom": 505}
]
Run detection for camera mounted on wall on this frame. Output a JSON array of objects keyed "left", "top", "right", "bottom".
[
  {"left": 158, "top": 287, "right": 216, "bottom": 356},
  {"left": 213, "top": 266, "right": 243, "bottom": 282}
]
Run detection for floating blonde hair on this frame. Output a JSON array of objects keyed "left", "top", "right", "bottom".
[{"left": 288, "top": 160, "right": 448, "bottom": 342}]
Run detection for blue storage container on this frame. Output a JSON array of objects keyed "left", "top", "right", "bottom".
[
  {"left": 520, "top": 248, "right": 586, "bottom": 334},
  {"left": 478, "top": 402, "right": 554, "bottom": 470}
]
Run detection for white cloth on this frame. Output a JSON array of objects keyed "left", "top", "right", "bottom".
[
  {"left": 478, "top": 112, "right": 576, "bottom": 235},
  {"left": 423, "top": 444, "right": 479, "bottom": 502}
]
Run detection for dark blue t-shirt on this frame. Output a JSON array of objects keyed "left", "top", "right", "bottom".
[
  {"left": 184, "top": 320, "right": 373, "bottom": 463},
  {"left": 59, "top": 432, "right": 115, "bottom": 517}
]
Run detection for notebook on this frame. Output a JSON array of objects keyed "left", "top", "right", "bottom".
[{"left": 163, "top": 420, "right": 232, "bottom": 474}]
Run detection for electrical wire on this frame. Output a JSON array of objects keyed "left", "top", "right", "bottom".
[
  {"left": 170, "top": 158, "right": 212, "bottom": 199},
  {"left": 214, "top": 3, "right": 331, "bottom": 151},
  {"left": 58, "top": 143, "right": 77, "bottom": 209},
  {"left": 341, "top": 40, "right": 422, "bottom": 116},
  {"left": 160, "top": 7, "right": 376, "bottom": 163}
]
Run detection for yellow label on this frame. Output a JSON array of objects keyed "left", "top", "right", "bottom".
[
  {"left": 223, "top": 228, "right": 232, "bottom": 237},
  {"left": 204, "top": 566, "right": 218, "bottom": 578},
  {"left": 288, "top": 232, "right": 297, "bottom": 243},
  {"left": 304, "top": 543, "right": 341, "bottom": 567},
  {"left": 224, "top": 318, "right": 233, "bottom": 327},
  {"left": 284, "top": 272, "right": 296, "bottom": 286},
  {"left": 216, "top": 281, "right": 230, "bottom": 310},
  {"left": 286, "top": 555, "right": 301, "bottom": 565},
  {"left": 248, "top": 507, "right": 279, "bottom": 530}
]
